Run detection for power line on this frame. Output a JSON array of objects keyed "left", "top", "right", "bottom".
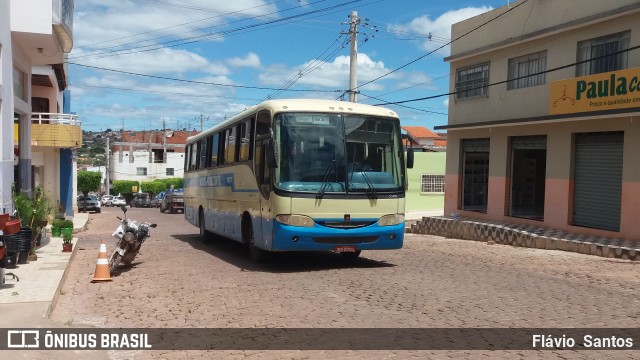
[
  {"left": 70, "top": 0, "right": 362, "bottom": 62},
  {"left": 80, "top": 0, "right": 287, "bottom": 49},
  {"left": 353, "top": 0, "right": 531, "bottom": 93},
  {"left": 374, "top": 44, "right": 640, "bottom": 106},
  {"left": 72, "top": 83, "right": 264, "bottom": 102},
  {"left": 359, "top": 93, "right": 447, "bottom": 115},
  {"left": 264, "top": 30, "right": 349, "bottom": 100},
  {"left": 68, "top": 62, "right": 343, "bottom": 93}
]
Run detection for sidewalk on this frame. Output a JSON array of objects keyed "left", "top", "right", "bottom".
[
  {"left": 406, "top": 209, "right": 444, "bottom": 221},
  {"left": 0, "top": 212, "right": 89, "bottom": 326}
]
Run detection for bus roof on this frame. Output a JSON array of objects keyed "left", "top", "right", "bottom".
[{"left": 187, "top": 99, "right": 399, "bottom": 143}]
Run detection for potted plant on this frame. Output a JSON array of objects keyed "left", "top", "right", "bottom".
[
  {"left": 60, "top": 219, "right": 74, "bottom": 238},
  {"left": 62, "top": 231, "right": 73, "bottom": 252},
  {"left": 51, "top": 218, "right": 64, "bottom": 237},
  {"left": 13, "top": 186, "right": 54, "bottom": 261}
]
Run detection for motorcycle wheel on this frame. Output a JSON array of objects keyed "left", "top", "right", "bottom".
[
  {"left": 108, "top": 252, "right": 122, "bottom": 274},
  {"left": 121, "top": 233, "right": 140, "bottom": 265}
]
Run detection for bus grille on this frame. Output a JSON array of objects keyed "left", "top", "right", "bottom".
[
  {"left": 317, "top": 221, "right": 376, "bottom": 229},
  {"left": 312, "top": 236, "right": 377, "bottom": 244}
]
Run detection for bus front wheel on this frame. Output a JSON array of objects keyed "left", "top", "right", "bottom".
[{"left": 243, "top": 216, "right": 268, "bottom": 262}]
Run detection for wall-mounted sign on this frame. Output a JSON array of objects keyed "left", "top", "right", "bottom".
[{"left": 550, "top": 67, "right": 640, "bottom": 115}]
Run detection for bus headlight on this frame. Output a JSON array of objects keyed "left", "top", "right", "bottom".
[
  {"left": 378, "top": 214, "right": 404, "bottom": 226},
  {"left": 275, "top": 214, "right": 315, "bottom": 227}
]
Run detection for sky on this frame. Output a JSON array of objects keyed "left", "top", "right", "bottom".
[{"left": 68, "top": 0, "right": 512, "bottom": 132}]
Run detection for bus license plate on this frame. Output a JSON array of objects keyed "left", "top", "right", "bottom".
[{"left": 334, "top": 246, "right": 356, "bottom": 253}]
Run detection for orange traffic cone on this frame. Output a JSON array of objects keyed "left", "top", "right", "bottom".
[{"left": 91, "top": 240, "right": 112, "bottom": 282}]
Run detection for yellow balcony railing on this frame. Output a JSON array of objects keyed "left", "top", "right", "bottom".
[{"left": 28, "top": 113, "right": 82, "bottom": 148}]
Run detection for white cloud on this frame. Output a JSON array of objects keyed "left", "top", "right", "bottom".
[
  {"left": 259, "top": 53, "right": 397, "bottom": 91},
  {"left": 227, "top": 53, "right": 261, "bottom": 68},
  {"left": 74, "top": 1, "right": 279, "bottom": 49},
  {"left": 71, "top": 47, "right": 228, "bottom": 76},
  {"left": 388, "top": 7, "right": 493, "bottom": 56},
  {"left": 443, "top": 98, "right": 449, "bottom": 108},
  {"left": 395, "top": 71, "right": 438, "bottom": 91}
]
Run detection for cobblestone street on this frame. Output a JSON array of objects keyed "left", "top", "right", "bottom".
[{"left": 43, "top": 206, "right": 640, "bottom": 359}]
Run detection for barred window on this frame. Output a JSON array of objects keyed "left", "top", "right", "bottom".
[
  {"left": 421, "top": 174, "right": 445, "bottom": 193},
  {"left": 576, "top": 31, "right": 629, "bottom": 76},
  {"left": 508, "top": 51, "right": 546, "bottom": 90},
  {"left": 455, "top": 63, "right": 489, "bottom": 100},
  {"left": 136, "top": 167, "right": 147, "bottom": 176},
  {"left": 166, "top": 168, "right": 174, "bottom": 176}
]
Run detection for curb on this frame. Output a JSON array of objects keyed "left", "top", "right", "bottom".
[
  {"left": 408, "top": 216, "right": 640, "bottom": 261},
  {"left": 45, "top": 237, "right": 79, "bottom": 319}
]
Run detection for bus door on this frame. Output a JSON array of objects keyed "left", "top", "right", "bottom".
[{"left": 253, "top": 111, "right": 273, "bottom": 249}]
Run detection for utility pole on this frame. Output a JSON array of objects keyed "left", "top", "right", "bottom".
[
  {"left": 106, "top": 137, "right": 110, "bottom": 195},
  {"left": 348, "top": 10, "right": 360, "bottom": 103}
]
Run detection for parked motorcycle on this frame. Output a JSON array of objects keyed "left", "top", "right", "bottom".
[{"left": 109, "top": 206, "right": 157, "bottom": 274}]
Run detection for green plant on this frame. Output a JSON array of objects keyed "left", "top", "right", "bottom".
[
  {"left": 13, "top": 186, "right": 53, "bottom": 228},
  {"left": 77, "top": 171, "right": 102, "bottom": 212},
  {"left": 62, "top": 231, "right": 73, "bottom": 244},
  {"left": 52, "top": 218, "right": 64, "bottom": 229},
  {"left": 14, "top": 186, "right": 54, "bottom": 255},
  {"left": 61, "top": 219, "right": 74, "bottom": 229},
  {"left": 112, "top": 180, "right": 140, "bottom": 195}
]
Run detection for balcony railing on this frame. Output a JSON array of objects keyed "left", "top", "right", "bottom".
[{"left": 31, "top": 113, "right": 81, "bottom": 126}]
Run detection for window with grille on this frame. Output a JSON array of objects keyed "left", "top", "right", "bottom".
[
  {"left": 508, "top": 51, "right": 547, "bottom": 90},
  {"left": 421, "top": 174, "right": 445, "bottom": 193},
  {"left": 455, "top": 63, "right": 489, "bottom": 100},
  {"left": 166, "top": 168, "right": 174, "bottom": 176},
  {"left": 136, "top": 167, "right": 147, "bottom": 176},
  {"left": 576, "top": 31, "right": 629, "bottom": 77},
  {"left": 461, "top": 138, "right": 490, "bottom": 212}
]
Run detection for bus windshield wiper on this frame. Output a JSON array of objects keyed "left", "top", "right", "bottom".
[
  {"left": 360, "top": 171, "right": 377, "bottom": 199},
  {"left": 316, "top": 159, "right": 335, "bottom": 199},
  {"left": 348, "top": 166, "right": 377, "bottom": 200}
]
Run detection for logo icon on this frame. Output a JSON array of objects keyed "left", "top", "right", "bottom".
[
  {"left": 552, "top": 85, "right": 576, "bottom": 107},
  {"left": 7, "top": 330, "right": 40, "bottom": 348}
]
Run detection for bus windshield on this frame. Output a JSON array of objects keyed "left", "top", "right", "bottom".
[{"left": 273, "top": 112, "right": 404, "bottom": 194}]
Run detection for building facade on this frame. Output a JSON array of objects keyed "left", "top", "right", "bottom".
[
  {"left": 1, "top": 0, "right": 78, "bottom": 216},
  {"left": 405, "top": 152, "right": 446, "bottom": 212},
  {"left": 440, "top": 0, "right": 640, "bottom": 240},
  {"left": 109, "top": 130, "right": 195, "bottom": 188}
]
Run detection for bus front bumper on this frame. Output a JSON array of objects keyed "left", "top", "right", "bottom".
[{"left": 271, "top": 220, "right": 404, "bottom": 251}]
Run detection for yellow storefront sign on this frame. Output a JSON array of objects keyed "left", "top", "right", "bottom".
[{"left": 550, "top": 67, "right": 640, "bottom": 115}]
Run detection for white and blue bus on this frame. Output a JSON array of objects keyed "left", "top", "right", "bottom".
[{"left": 184, "top": 99, "right": 413, "bottom": 261}]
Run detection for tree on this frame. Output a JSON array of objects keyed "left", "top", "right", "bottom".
[
  {"left": 141, "top": 181, "right": 167, "bottom": 197},
  {"left": 158, "top": 177, "right": 184, "bottom": 190},
  {"left": 112, "top": 180, "right": 140, "bottom": 196},
  {"left": 77, "top": 171, "right": 102, "bottom": 212}
]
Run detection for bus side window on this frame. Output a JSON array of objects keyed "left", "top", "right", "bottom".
[
  {"left": 239, "top": 118, "right": 254, "bottom": 161},
  {"left": 184, "top": 144, "right": 191, "bottom": 172},
  {"left": 210, "top": 133, "right": 219, "bottom": 167},
  {"left": 255, "top": 140, "right": 271, "bottom": 199},
  {"left": 190, "top": 143, "right": 198, "bottom": 171},
  {"left": 256, "top": 110, "right": 271, "bottom": 136},
  {"left": 226, "top": 126, "right": 237, "bottom": 164},
  {"left": 198, "top": 138, "right": 207, "bottom": 169}
]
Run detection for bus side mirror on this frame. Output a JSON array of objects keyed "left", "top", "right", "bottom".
[
  {"left": 266, "top": 138, "right": 278, "bottom": 168},
  {"left": 406, "top": 148, "right": 414, "bottom": 169}
]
